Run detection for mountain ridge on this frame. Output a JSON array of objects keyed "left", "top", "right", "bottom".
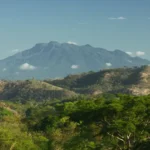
[
  {"left": 1, "top": 65, "right": 150, "bottom": 103},
  {"left": 0, "top": 79, "right": 77, "bottom": 102},
  {"left": 47, "top": 65, "right": 150, "bottom": 96},
  {"left": 0, "top": 41, "right": 149, "bottom": 80}
]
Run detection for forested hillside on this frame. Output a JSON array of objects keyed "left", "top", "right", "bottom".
[
  {"left": 1, "top": 66, "right": 150, "bottom": 104},
  {"left": 47, "top": 65, "right": 150, "bottom": 96},
  {"left": 0, "top": 66, "right": 150, "bottom": 149},
  {"left": 0, "top": 94, "right": 150, "bottom": 150},
  {"left": 0, "top": 79, "right": 77, "bottom": 103}
]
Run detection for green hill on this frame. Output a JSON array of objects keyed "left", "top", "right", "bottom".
[
  {"left": 1, "top": 65, "right": 150, "bottom": 103},
  {"left": 46, "top": 66, "right": 150, "bottom": 96},
  {"left": 0, "top": 80, "right": 77, "bottom": 102},
  {"left": 0, "top": 67, "right": 150, "bottom": 149}
]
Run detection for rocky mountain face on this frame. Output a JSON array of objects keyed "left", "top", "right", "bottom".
[{"left": 0, "top": 41, "right": 149, "bottom": 80}]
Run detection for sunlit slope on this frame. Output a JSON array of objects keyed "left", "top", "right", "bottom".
[
  {"left": 48, "top": 66, "right": 150, "bottom": 95},
  {"left": 0, "top": 80, "right": 77, "bottom": 102}
]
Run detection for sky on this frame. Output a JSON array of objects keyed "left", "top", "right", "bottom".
[{"left": 0, "top": 0, "right": 150, "bottom": 59}]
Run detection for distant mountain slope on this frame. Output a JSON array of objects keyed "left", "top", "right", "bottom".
[
  {"left": 47, "top": 66, "right": 150, "bottom": 96},
  {"left": 0, "top": 41, "right": 149, "bottom": 80},
  {"left": 0, "top": 80, "right": 77, "bottom": 102},
  {"left": 1, "top": 66, "right": 150, "bottom": 103}
]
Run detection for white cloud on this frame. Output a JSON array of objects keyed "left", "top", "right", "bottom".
[
  {"left": 67, "top": 41, "right": 78, "bottom": 45},
  {"left": 15, "top": 72, "right": 19, "bottom": 75},
  {"left": 126, "top": 51, "right": 146, "bottom": 57},
  {"left": 19, "top": 63, "right": 36, "bottom": 70},
  {"left": 2, "top": 68, "right": 7, "bottom": 72},
  {"left": 135, "top": 51, "right": 145, "bottom": 56},
  {"left": 108, "top": 17, "right": 116, "bottom": 20},
  {"left": 105, "top": 63, "right": 112, "bottom": 67},
  {"left": 12, "top": 49, "right": 20, "bottom": 53},
  {"left": 71, "top": 65, "right": 79, "bottom": 69},
  {"left": 108, "top": 16, "right": 126, "bottom": 20},
  {"left": 127, "top": 60, "right": 132, "bottom": 63},
  {"left": 126, "top": 51, "right": 133, "bottom": 56},
  {"left": 117, "top": 17, "right": 126, "bottom": 20}
]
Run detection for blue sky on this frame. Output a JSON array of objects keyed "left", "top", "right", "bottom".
[{"left": 0, "top": 0, "right": 150, "bottom": 59}]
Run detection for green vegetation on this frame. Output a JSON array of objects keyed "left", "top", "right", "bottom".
[
  {"left": 0, "top": 79, "right": 77, "bottom": 103},
  {"left": 0, "top": 66, "right": 150, "bottom": 149},
  {"left": 1, "top": 66, "right": 150, "bottom": 104},
  {"left": 0, "top": 94, "right": 150, "bottom": 150},
  {"left": 47, "top": 66, "right": 150, "bottom": 95}
]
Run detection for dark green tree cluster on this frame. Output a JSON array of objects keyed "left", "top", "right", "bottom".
[{"left": 0, "top": 94, "right": 150, "bottom": 150}]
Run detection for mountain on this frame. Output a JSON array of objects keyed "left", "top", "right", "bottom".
[
  {"left": 47, "top": 65, "right": 150, "bottom": 96},
  {"left": 0, "top": 41, "right": 149, "bottom": 80}
]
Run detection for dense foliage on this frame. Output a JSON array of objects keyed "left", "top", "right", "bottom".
[{"left": 0, "top": 94, "right": 150, "bottom": 150}]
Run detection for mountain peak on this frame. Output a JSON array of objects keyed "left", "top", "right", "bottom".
[
  {"left": 0, "top": 42, "right": 149, "bottom": 80},
  {"left": 113, "top": 49, "right": 129, "bottom": 56},
  {"left": 48, "top": 41, "right": 60, "bottom": 46},
  {"left": 114, "top": 49, "right": 125, "bottom": 53},
  {"left": 83, "top": 44, "right": 92, "bottom": 47},
  {"left": 34, "top": 43, "right": 48, "bottom": 48}
]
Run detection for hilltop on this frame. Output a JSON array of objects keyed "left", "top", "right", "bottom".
[
  {"left": 47, "top": 65, "right": 150, "bottom": 96},
  {"left": 0, "top": 80, "right": 77, "bottom": 103},
  {"left": 1, "top": 66, "right": 150, "bottom": 103}
]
